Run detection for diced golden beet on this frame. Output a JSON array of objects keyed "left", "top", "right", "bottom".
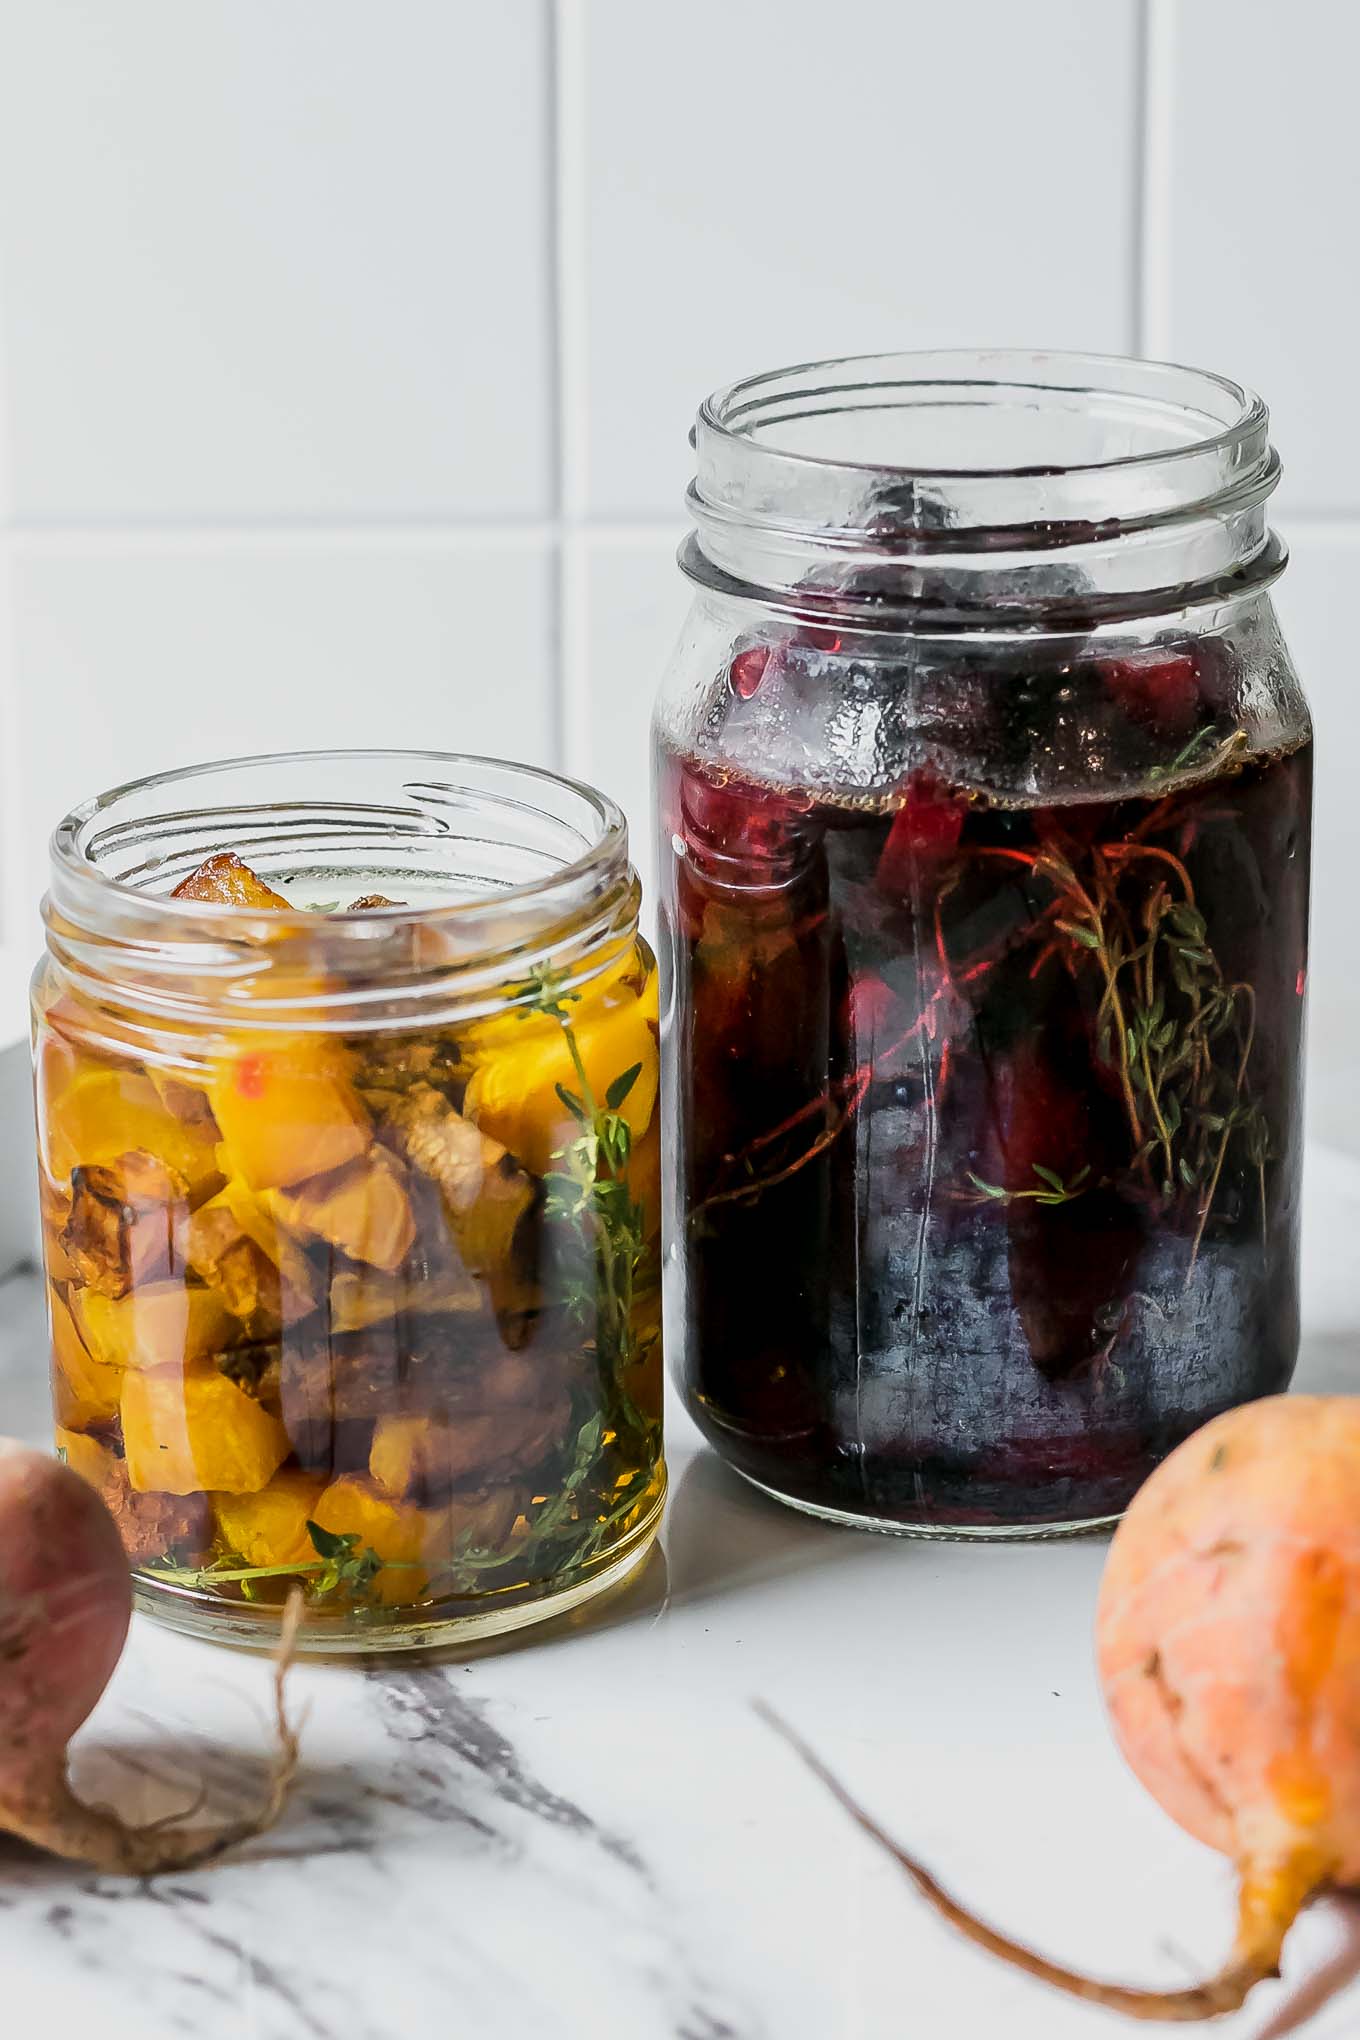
[
  {"left": 370, "top": 1396, "right": 568, "bottom": 1500},
  {"left": 213, "top": 1339, "right": 282, "bottom": 1421},
  {"left": 378, "top": 1082, "right": 535, "bottom": 1272},
  {"left": 266, "top": 1147, "right": 415, "bottom": 1271},
  {"left": 209, "top": 1038, "right": 371, "bottom": 1191},
  {"left": 216, "top": 1180, "right": 317, "bottom": 1322},
  {"left": 60, "top": 1149, "right": 189, "bottom": 1299},
  {"left": 123, "top": 1365, "right": 291, "bottom": 1495},
  {"left": 55, "top": 1425, "right": 119, "bottom": 1492},
  {"left": 356, "top": 1034, "right": 462, "bottom": 1099},
  {"left": 308, "top": 1474, "right": 443, "bottom": 1606},
  {"left": 40, "top": 1177, "right": 80, "bottom": 1284},
  {"left": 51, "top": 1286, "right": 124, "bottom": 1428},
  {"left": 368, "top": 1417, "right": 433, "bottom": 1498},
  {"left": 98, "top": 1450, "right": 214, "bottom": 1564},
  {"left": 73, "top": 1281, "right": 240, "bottom": 1376},
  {"left": 311, "top": 1474, "right": 520, "bottom": 1605},
  {"left": 39, "top": 1062, "right": 225, "bottom": 1202},
  {"left": 114, "top": 1483, "right": 214, "bottom": 1566},
  {"left": 57, "top": 1422, "right": 212, "bottom": 1563},
  {"left": 171, "top": 851, "right": 293, "bottom": 910},
  {"left": 214, "top": 1469, "right": 326, "bottom": 1569},
  {"left": 187, "top": 1193, "right": 283, "bottom": 1330},
  {"left": 456, "top": 943, "right": 651, "bottom": 1071},
  {"left": 462, "top": 983, "right": 659, "bottom": 1176},
  {"left": 146, "top": 1069, "right": 221, "bottom": 1138},
  {"left": 270, "top": 1313, "right": 519, "bottom": 1461},
  {"left": 329, "top": 1263, "right": 479, "bottom": 1333}
]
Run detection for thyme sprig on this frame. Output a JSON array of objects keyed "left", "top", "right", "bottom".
[
  {"left": 1039, "top": 840, "right": 1268, "bottom": 1264},
  {"left": 514, "top": 965, "right": 654, "bottom": 1385},
  {"left": 434, "top": 1411, "right": 658, "bottom": 1596},
  {"left": 681, "top": 763, "right": 1272, "bottom": 1269},
  {"left": 967, "top": 1163, "right": 1091, "bottom": 1208},
  {"left": 146, "top": 1521, "right": 410, "bottom": 1606}
]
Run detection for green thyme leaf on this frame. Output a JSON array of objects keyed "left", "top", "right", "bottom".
[
  {"left": 606, "top": 1062, "right": 643, "bottom": 1110},
  {"left": 305, "top": 1520, "right": 348, "bottom": 1561}
]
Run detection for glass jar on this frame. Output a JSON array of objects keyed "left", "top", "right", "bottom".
[
  {"left": 35, "top": 751, "right": 664, "bottom": 1650},
  {"left": 654, "top": 350, "right": 1311, "bottom": 1537}
]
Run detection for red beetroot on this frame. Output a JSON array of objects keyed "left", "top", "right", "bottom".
[
  {"left": 1099, "top": 651, "right": 1201, "bottom": 735},
  {"left": 844, "top": 972, "right": 899, "bottom": 1048},
  {"left": 0, "top": 1441, "right": 301, "bottom": 1872},
  {"left": 978, "top": 1041, "right": 1089, "bottom": 1195},
  {"left": 675, "top": 761, "right": 805, "bottom": 875},
  {"left": 876, "top": 769, "right": 968, "bottom": 896},
  {"left": 728, "top": 644, "right": 771, "bottom": 699}
]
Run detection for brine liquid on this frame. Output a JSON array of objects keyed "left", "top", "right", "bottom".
[{"left": 660, "top": 741, "right": 1311, "bottom": 1529}]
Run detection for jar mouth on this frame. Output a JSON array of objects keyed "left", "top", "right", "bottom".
[
  {"left": 687, "top": 349, "right": 1282, "bottom": 625},
  {"left": 700, "top": 349, "right": 1267, "bottom": 485},
  {"left": 45, "top": 749, "right": 637, "bottom": 1032},
  {"left": 53, "top": 747, "right": 628, "bottom": 919}
]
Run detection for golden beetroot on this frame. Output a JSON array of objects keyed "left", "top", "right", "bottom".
[{"left": 766, "top": 1394, "right": 1360, "bottom": 2023}]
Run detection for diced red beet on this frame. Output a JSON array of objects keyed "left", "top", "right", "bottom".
[
  {"left": 728, "top": 644, "right": 771, "bottom": 699},
  {"left": 876, "top": 768, "right": 967, "bottom": 896},
  {"left": 981, "top": 1427, "right": 1142, "bottom": 1487},
  {"left": 845, "top": 971, "right": 898, "bottom": 1045},
  {"left": 1098, "top": 650, "right": 1201, "bottom": 735},
  {"left": 978, "top": 1040, "right": 1089, "bottom": 1195},
  {"left": 676, "top": 761, "right": 801, "bottom": 869}
]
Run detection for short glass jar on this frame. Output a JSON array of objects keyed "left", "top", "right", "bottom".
[
  {"left": 654, "top": 350, "right": 1311, "bottom": 1537},
  {"left": 35, "top": 751, "right": 664, "bottom": 1650}
]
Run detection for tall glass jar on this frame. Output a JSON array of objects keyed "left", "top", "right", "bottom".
[
  {"left": 36, "top": 752, "right": 664, "bottom": 1650},
  {"left": 654, "top": 350, "right": 1311, "bottom": 1537}
]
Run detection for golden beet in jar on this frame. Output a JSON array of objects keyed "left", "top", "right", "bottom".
[{"left": 35, "top": 751, "right": 664, "bottom": 1651}]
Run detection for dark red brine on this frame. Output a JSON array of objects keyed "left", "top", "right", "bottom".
[{"left": 656, "top": 352, "right": 1313, "bottom": 1534}]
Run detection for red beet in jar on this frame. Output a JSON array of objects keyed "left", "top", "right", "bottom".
[{"left": 653, "top": 350, "right": 1311, "bottom": 1536}]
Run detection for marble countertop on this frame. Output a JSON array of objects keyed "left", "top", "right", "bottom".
[{"left": 3, "top": 1150, "right": 1360, "bottom": 2040}]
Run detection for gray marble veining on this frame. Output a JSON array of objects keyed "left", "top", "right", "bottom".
[{"left": 4, "top": 1145, "right": 1360, "bottom": 2038}]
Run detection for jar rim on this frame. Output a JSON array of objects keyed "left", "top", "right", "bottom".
[
  {"left": 43, "top": 749, "right": 638, "bottom": 1034},
  {"left": 51, "top": 746, "right": 629, "bottom": 927},
  {"left": 698, "top": 348, "right": 1267, "bottom": 485},
  {"left": 688, "top": 348, "right": 1281, "bottom": 623}
]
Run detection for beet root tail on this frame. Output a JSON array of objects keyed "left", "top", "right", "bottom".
[
  {"left": 0, "top": 1588, "right": 304, "bottom": 1875},
  {"left": 756, "top": 1700, "right": 1328, "bottom": 2023}
]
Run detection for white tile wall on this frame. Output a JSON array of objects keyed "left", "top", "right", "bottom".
[
  {"left": 0, "top": 1, "right": 553, "bottom": 521},
  {"left": 579, "top": 0, "right": 1142, "bottom": 518},
  {"left": 570, "top": 531, "right": 688, "bottom": 918},
  {"left": 1165, "top": 0, "right": 1360, "bottom": 518},
  {"left": 1274, "top": 526, "right": 1360, "bottom": 1152},
  {"left": 0, "top": 0, "right": 1355, "bottom": 1159},
  {"left": 5, "top": 536, "right": 557, "bottom": 960}
]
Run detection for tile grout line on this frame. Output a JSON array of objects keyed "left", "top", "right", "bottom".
[
  {"left": 0, "top": 516, "right": 696, "bottom": 552},
  {"left": 1128, "top": 0, "right": 1150, "bottom": 355},
  {"left": 542, "top": 0, "right": 567, "bottom": 770},
  {"left": 0, "top": 239, "right": 25, "bottom": 974},
  {"left": 1135, "top": 0, "right": 1176, "bottom": 360},
  {"left": 3, "top": 520, "right": 567, "bottom": 552},
  {"left": 553, "top": 0, "right": 592, "bottom": 776}
]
